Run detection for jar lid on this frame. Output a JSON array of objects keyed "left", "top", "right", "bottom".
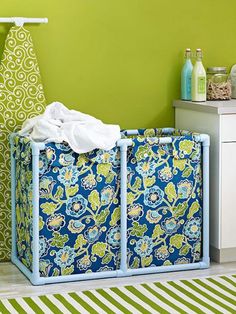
[{"left": 207, "top": 67, "right": 227, "bottom": 74}]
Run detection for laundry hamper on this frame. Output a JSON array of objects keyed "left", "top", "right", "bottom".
[{"left": 10, "top": 128, "right": 210, "bottom": 285}]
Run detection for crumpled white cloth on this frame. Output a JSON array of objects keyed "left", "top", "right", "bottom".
[{"left": 19, "top": 102, "right": 121, "bottom": 153}]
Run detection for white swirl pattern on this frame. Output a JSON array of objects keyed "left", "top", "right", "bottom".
[{"left": 0, "top": 26, "right": 46, "bottom": 261}]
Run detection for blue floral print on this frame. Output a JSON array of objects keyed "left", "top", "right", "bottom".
[
  {"left": 184, "top": 217, "right": 201, "bottom": 240},
  {"left": 54, "top": 246, "right": 76, "bottom": 268},
  {"left": 14, "top": 128, "right": 203, "bottom": 277},
  {"left": 146, "top": 210, "right": 162, "bottom": 224},
  {"left": 161, "top": 217, "right": 180, "bottom": 234},
  {"left": 177, "top": 180, "right": 193, "bottom": 199},
  {"left": 136, "top": 161, "right": 156, "bottom": 177},
  {"left": 39, "top": 154, "right": 49, "bottom": 176},
  {"left": 101, "top": 186, "right": 115, "bottom": 205},
  {"left": 39, "top": 236, "right": 49, "bottom": 258},
  {"left": 66, "top": 195, "right": 88, "bottom": 218},
  {"left": 59, "top": 153, "right": 75, "bottom": 166},
  {"left": 158, "top": 166, "right": 173, "bottom": 182},
  {"left": 134, "top": 236, "right": 153, "bottom": 257},
  {"left": 144, "top": 186, "right": 164, "bottom": 208},
  {"left": 39, "top": 176, "right": 56, "bottom": 198},
  {"left": 107, "top": 226, "right": 120, "bottom": 248},
  {"left": 58, "top": 165, "right": 79, "bottom": 186},
  {"left": 84, "top": 225, "right": 101, "bottom": 243},
  {"left": 68, "top": 220, "right": 85, "bottom": 234}
]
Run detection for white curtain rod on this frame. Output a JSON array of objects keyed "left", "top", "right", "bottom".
[{"left": 0, "top": 17, "right": 48, "bottom": 27}]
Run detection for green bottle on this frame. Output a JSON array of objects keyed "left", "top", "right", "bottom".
[{"left": 191, "top": 48, "right": 206, "bottom": 102}]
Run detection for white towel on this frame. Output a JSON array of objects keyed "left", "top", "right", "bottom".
[{"left": 19, "top": 102, "right": 121, "bottom": 153}]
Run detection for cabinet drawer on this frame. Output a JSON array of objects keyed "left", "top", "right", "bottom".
[{"left": 221, "top": 115, "right": 236, "bottom": 142}]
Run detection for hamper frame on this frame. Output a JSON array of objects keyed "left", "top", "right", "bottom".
[{"left": 10, "top": 130, "right": 210, "bottom": 285}]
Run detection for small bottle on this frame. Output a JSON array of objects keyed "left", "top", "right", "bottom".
[
  {"left": 191, "top": 48, "right": 206, "bottom": 102},
  {"left": 181, "top": 48, "right": 193, "bottom": 100}
]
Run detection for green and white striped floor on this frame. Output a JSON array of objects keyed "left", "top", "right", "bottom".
[{"left": 0, "top": 274, "right": 236, "bottom": 314}]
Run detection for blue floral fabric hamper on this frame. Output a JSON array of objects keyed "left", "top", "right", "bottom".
[{"left": 10, "top": 128, "right": 210, "bottom": 285}]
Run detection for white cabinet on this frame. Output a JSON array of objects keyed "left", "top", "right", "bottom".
[
  {"left": 221, "top": 143, "right": 236, "bottom": 249},
  {"left": 174, "top": 99, "right": 236, "bottom": 263}
]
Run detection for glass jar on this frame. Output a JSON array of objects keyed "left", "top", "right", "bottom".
[{"left": 207, "top": 67, "right": 231, "bottom": 100}]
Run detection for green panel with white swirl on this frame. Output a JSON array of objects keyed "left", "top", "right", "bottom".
[{"left": 0, "top": 26, "right": 46, "bottom": 261}]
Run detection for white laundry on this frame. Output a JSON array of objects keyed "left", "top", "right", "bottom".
[{"left": 19, "top": 102, "right": 121, "bottom": 153}]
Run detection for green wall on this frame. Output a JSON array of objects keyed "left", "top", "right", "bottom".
[
  {"left": 1, "top": 0, "right": 236, "bottom": 128},
  {"left": 1, "top": 0, "right": 236, "bottom": 129}
]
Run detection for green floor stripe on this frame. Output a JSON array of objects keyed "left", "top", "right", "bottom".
[
  {"left": 83, "top": 290, "right": 115, "bottom": 314},
  {"left": 110, "top": 287, "right": 151, "bottom": 314},
  {"left": 125, "top": 285, "right": 169, "bottom": 314},
  {"left": 23, "top": 297, "right": 44, "bottom": 314},
  {"left": 155, "top": 282, "right": 205, "bottom": 314},
  {"left": 69, "top": 292, "right": 99, "bottom": 314},
  {"left": 206, "top": 277, "right": 236, "bottom": 298},
  {"left": 170, "top": 281, "right": 220, "bottom": 314},
  {"left": 0, "top": 301, "right": 10, "bottom": 314},
  {"left": 181, "top": 279, "right": 234, "bottom": 313},
  {"left": 221, "top": 276, "right": 236, "bottom": 288},
  {"left": 1, "top": 274, "right": 236, "bottom": 314},
  {"left": 8, "top": 299, "right": 28, "bottom": 314},
  {"left": 96, "top": 289, "right": 132, "bottom": 314},
  {"left": 193, "top": 278, "right": 236, "bottom": 307},
  {"left": 142, "top": 283, "right": 187, "bottom": 314},
  {"left": 54, "top": 293, "right": 80, "bottom": 314},
  {"left": 39, "top": 295, "right": 64, "bottom": 314}
]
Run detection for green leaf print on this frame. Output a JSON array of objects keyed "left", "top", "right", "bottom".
[
  {"left": 127, "top": 192, "right": 135, "bottom": 205},
  {"left": 76, "top": 154, "right": 88, "bottom": 167},
  {"left": 132, "top": 177, "right": 142, "bottom": 190},
  {"left": 66, "top": 185, "right": 79, "bottom": 197},
  {"left": 182, "top": 167, "right": 192, "bottom": 178},
  {"left": 179, "top": 140, "right": 194, "bottom": 154},
  {"left": 74, "top": 234, "right": 87, "bottom": 250},
  {"left": 142, "top": 255, "right": 153, "bottom": 267},
  {"left": 187, "top": 201, "right": 200, "bottom": 219},
  {"left": 61, "top": 265, "right": 74, "bottom": 276},
  {"left": 173, "top": 202, "right": 188, "bottom": 218},
  {"left": 54, "top": 186, "right": 64, "bottom": 200},
  {"left": 180, "top": 243, "right": 191, "bottom": 256},
  {"left": 97, "top": 163, "right": 111, "bottom": 177},
  {"left": 130, "top": 221, "right": 147, "bottom": 237},
  {"left": 152, "top": 225, "right": 165, "bottom": 239},
  {"left": 92, "top": 242, "right": 107, "bottom": 257},
  {"left": 131, "top": 257, "right": 140, "bottom": 269},
  {"left": 95, "top": 208, "right": 109, "bottom": 225},
  {"left": 110, "top": 207, "right": 120, "bottom": 226},
  {"left": 102, "top": 253, "right": 113, "bottom": 265},
  {"left": 88, "top": 190, "right": 100, "bottom": 211},
  {"left": 105, "top": 171, "right": 115, "bottom": 184},
  {"left": 165, "top": 182, "right": 177, "bottom": 202},
  {"left": 40, "top": 202, "right": 58, "bottom": 215},
  {"left": 39, "top": 216, "right": 44, "bottom": 231},
  {"left": 50, "top": 232, "right": 69, "bottom": 248},
  {"left": 135, "top": 144, "right": 151, "bottom": 161},
  {"left": 144, "top": 176, "right": 155, "bottom": 187},
  {"left": 170, "top": 234, "right": 184, "bottom": 249}
]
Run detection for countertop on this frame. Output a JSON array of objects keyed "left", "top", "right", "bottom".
[{"left": 173, "top": 99, "right": 236, "bottom": 115}]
